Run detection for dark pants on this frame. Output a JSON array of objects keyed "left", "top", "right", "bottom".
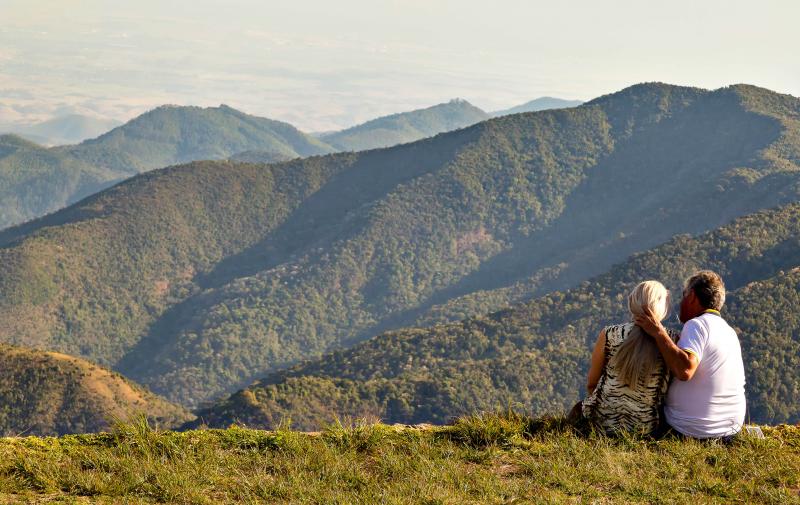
[{"left": 567, "top": 401, "right": 583, "bottom": 424}]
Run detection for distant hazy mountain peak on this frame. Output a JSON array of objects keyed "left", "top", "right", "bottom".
[
  {"left": 491, "top": 96, "right": 583, "bottom": 117},
  {"left": 69, "top": 102, "right": 333, "bottom": 173},
  {"left": 320, "top": 98, "right": 490, "bottom": 151},
  {"left": 0, "top": 133, "right": 40, "bottom": 147}
]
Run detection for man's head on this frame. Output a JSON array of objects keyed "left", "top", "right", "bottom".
[{"left": 679, "top": 270, "right": 726, "bottom": 323}]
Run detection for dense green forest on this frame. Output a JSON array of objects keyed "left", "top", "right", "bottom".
[
  {"left": 320, "top": 99, "right": 489, "bottom": 151},
  {"left": 1, "top": 83, "right": 798, "bottom": 412},
  {"left": 0, "top": 344, "right": 191, "bottom": 436},
  {"left": 190, "top": 203, "right": 800, "bottom": 429}
]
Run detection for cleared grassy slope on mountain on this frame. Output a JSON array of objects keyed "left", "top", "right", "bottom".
[{"left": 0, "top": 344, "right": 191, "bottom": 436}]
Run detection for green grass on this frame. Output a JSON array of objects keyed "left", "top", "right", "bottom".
[{"left": 0, "top": 412, "right": 797, "bottom": 504}]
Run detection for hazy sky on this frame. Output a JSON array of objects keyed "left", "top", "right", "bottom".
[{"left": 1, "top": 0, "right": 798, "bottom": 131}]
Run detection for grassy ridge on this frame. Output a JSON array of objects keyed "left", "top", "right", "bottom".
[{"left": 0, "top": 413, "right": 797, "bottom": 504}]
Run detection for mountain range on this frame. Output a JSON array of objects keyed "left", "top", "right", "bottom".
[
  {"left": 0, "top": 105, "right": 331, "bottom": 230},
  {"left": 0, "top": 97, "right": 576, "bottom": 230},
  {"left": 0, "top": 82, "right": 798, "bottom": 434}
]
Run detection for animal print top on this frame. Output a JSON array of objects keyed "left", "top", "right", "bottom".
[{"left": 581, "top": 323, "right": 679, "bottom": 435}]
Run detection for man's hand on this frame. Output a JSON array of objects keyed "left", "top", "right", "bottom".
[
  {"left": 633, "top": 306, "right": 665, "bottom": 337},
  {"left": 634, "top": 306, "right": 699, "bottom": 381}
]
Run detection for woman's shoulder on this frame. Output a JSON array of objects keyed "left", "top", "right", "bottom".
[
  {"left": 604, "top": 321, "right": 634, "bottom": 334},
  {"left": 603, "top": 322, "right": 633, "bottom": 345}
]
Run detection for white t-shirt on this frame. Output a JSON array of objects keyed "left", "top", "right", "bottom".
[{"left": 664, "top": 311, "right": 746, "bottom": 438}]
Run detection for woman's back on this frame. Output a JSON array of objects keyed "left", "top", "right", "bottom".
[{"left": 582, "top": 322, "right": 677, "bottom": 435}]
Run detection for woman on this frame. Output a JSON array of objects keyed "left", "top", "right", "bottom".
[{"left": 573, "top": 280, "right": 679, "bottom": 435}]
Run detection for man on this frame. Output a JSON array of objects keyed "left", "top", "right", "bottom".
[{"left": 634, "top": 270, "right": 746, "bottom": 439}]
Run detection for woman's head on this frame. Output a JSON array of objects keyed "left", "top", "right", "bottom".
[
  {"left": 612, "top": 280, "right": 670, "bottom": 389},
  {"left": 628, "top": 280, "right": 669, "bottom": 322}
]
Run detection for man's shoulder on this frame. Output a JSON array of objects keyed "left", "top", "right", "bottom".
[
  {"left": 699, "top": 312, "right": 738, "bottom": 337},
  {"left": 685, "top": 312, "right": 735, "bottom": 335},
  {"left": 693, "top": 312, "right": 742, "bottom": 358},
  {"left": 680, "top": 316, "right": 708, "bottom": 338}
]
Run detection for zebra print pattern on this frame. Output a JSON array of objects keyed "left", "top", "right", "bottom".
[{"left": 581, "top": 323, "right": 678, "bottom": 435}]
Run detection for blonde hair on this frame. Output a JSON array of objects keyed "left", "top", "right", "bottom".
[{"left": 612, "top": 281, "right": 669, "bottom": 388}]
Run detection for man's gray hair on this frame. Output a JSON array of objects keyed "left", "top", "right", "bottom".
[{"left": 686, "top": 270, "right": 726, "bottom": 311}]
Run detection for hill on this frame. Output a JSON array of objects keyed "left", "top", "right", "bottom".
[
  {"left": 190, "top": 202, "right": 800, "bottom": 430},
  {"left": 0, "top": 413, "right": 797, "bottom": 503},
  {"left": 0, "top": 134, "right": 126, "bottom": 229},
  {"left": 0, "top": 105, "right": 332, "bottom": 229},
  {"left": 0, "top": 344, "right": 192, "bottom": 436},
  {"left": 7, "top": 114, "right": 122, "bottom": 146},
  {"left": 62, "top": 104, "right": 333, "bottom": 174},
  {"left": 320, "top": 98, "right": 489, "bottom": 151},
  {"left": 491, "top": 96, "right": 583, "bottom": 116},
  {"left": 1, "top": 83, "right": 799, "bottom": 409}
]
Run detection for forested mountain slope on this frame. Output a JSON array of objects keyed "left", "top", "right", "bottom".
[
  {"left": 191, "top": 203, "right": 800, "bottom": 429},
  {"left": 1, "top": 83, "right": 798, "bottom": 409},
  {"left": 62, "top": 104, "right": 332, "bottom": 174},
  {"left": 0, "top": 344, "right": 192, "bottom": 436},
  {"left": 0, "top": 134, "right": 125, "bottom": 229},
  {"left": 0, "top": 105, "right": 332, "bottom": 229},
  {"left": 320, "top": 99, "right": 489, "bottom": 151}
]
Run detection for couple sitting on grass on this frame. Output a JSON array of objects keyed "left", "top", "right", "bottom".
[{"left": 570, "top": 270, "right": 746, "bottom": 440}]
